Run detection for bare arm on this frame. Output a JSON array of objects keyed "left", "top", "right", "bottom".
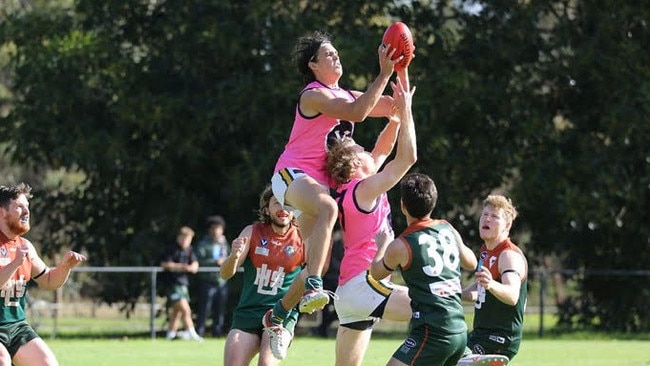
[
  {"left": 357, "top": 71, "right": 417, "bottom": 205},
  {"left": 369, "top": 117, "right": 400, "bottom": 169},
  {"left": 475, "top": 250, "right": 526, "bottom": 306},
  {"left": 220, "top": 225, "right": 253, "bottom": 280},
  {"left": 370, "top": 231, "right": 408, "bottom": 280},
  {"left": 458, "top": 235, "right": 478, "bottom": 301},
  {"left": 301, "top": 44, "right": 399, "bottom": 122},
  {"left": 369, "top": 68, "right": 414, "bottom": 165},
  {"left": 453, "top": 228, "right": 478, "bottom": 271},
  {"left": 462, "top": 282, "right": 478, "bottom": 302},
  {"left": 32, "top": 250, "right": 87, "bottom": 291}
]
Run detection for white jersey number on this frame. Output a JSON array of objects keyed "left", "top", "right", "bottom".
[{"left": 418, "top": 229, "right": 461, "bottom": 298}]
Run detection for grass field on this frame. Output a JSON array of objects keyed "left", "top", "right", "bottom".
[
  {"left": 48, "top": 337, "right": 650, "bottom": 365},
  {"left": 28, "top": 303, "right": 649, "bottom": 365}
]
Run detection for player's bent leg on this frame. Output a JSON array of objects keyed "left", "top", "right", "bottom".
[
  {"left": 382, "top": 285, "right": 412, "bottom": 322},
  {"left": 286, "top": 177, "right": 338, "bottom": 313},
  {"left": 285, "top": 176, "right": 338, "bottom": 277},
  {"left": 268, "top": 271, "right": 307, "bottom": 325},
  {"left": 12, "top": 337, "right": 58, "bottom": 366},
  {"left": 335, "top": 326, "right": 373, "bottom": 366},
  {"left": 224, "top": 329, "right": 262, "bottom": 366}
]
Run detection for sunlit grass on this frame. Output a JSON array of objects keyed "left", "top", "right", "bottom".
[{"left": 48, "top": 337, "right": 650, "bottom": 366}]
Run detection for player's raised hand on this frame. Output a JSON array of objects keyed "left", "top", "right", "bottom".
[
  {"left": 231, "top": 237, "right": 248, "bottom": 258},
  {"left": 374, "top": 228, "right": 394, "bottom": 250},
  {"left": 390, "top": 74, "right": 415, "bottom": 116},
  {"left": 475, "top": 266, "right": 494, "bottom": 290},
  {"left": 377, "top": 43, "right": 401, "bottom": 77},
  {"left": 9, "top": 244, "right": 30, "bottom": 268},
  {"left": 60, "top": 251, "right": 87, "bottom": 269}
]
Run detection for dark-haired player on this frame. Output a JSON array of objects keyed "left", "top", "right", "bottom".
[
  {"left": 269, "top": 30, "right": 401, "bottom": 318},
  {"left": 370, "top": 173, "right": 487, "bottom": 366}
]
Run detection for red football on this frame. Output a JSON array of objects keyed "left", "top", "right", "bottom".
[{"left": 382, "top": 22, "right": 414, "bottom": 71}]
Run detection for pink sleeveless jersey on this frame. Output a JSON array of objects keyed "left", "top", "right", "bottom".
[
  {"left": 274, "top": 81, "right": 356, "bottom": 186},
  {"left": 334, "top": 179, "right": 393, "bottom": 285}
]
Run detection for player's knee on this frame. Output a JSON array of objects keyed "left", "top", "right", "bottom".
[{"left": 317, "top": 197, "right": 337, "bottom": 220}]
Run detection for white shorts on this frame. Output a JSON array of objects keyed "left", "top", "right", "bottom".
[
  {"left": 334, "top": 271, "right": 394, "bottom": 325},
  {"left": 270, "top": 168, "right": 308, "bottom": 218}
]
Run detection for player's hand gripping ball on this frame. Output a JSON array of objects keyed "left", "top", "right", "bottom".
[{"left": 382, "top": 22, "right": 414, "bottom": 72}]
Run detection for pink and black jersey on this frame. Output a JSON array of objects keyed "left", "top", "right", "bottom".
[
  {"left": 333, "top": 179, "right": 393, "bottom": 285},
  {"left": 274, "top": 81, "right": 356, "bottom": 186}
]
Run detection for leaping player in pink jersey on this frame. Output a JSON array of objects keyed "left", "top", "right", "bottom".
[{"left": 265, "top": 30, "right": 402, "bottom": 352}]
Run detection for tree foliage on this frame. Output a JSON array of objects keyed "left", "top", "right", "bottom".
[{"left": 1, "top": 0, "right": 647, "bottom": 330}]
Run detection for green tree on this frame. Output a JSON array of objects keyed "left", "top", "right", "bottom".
[
  {"left": 1, "top": 0, "right": 647, "bottom": 331},
  {"left": 0, "top": 0, "right": 397, "bottom": 311}
]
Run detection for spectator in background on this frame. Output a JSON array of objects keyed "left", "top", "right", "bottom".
[
  {"left": 160, "top": 226, "right": 203, "bottom": 342},
  {"left": 194, "top": 214, "right": 230, "bottom": 337}
]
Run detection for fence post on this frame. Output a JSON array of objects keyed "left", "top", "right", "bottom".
[
  {"left": 150, "top": 268, "right": 157, "bottom": 340},
  {"left": 539, "top": 268, "right": 546, "bottom": 338}
]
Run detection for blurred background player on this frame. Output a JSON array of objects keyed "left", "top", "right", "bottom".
[
  {"left": 221, "top": 186, "right": 305, "bottom": 365},
  {"left": 159, "top": 226, "right": 203, "bottom": 341}
]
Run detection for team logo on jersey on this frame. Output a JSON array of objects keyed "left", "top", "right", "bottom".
[
  {"left": 489, "top": 256, "right": 497, "bottom": 268},
  {"left": 260, "top": 238, "right": 269, "bottom": 247},
  {"left": 0, "top": 247, "right": 6, "bottom": 257},
  {"left": 284, "top": 245, "right": 295, "bottom": 257},
  {"left": 326, "top": 120, "right": 354, "bottom": 148}
]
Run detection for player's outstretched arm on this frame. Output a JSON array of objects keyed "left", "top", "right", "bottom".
[{"left": 33, "top": 250, "right": 87, "bottom": 291}]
